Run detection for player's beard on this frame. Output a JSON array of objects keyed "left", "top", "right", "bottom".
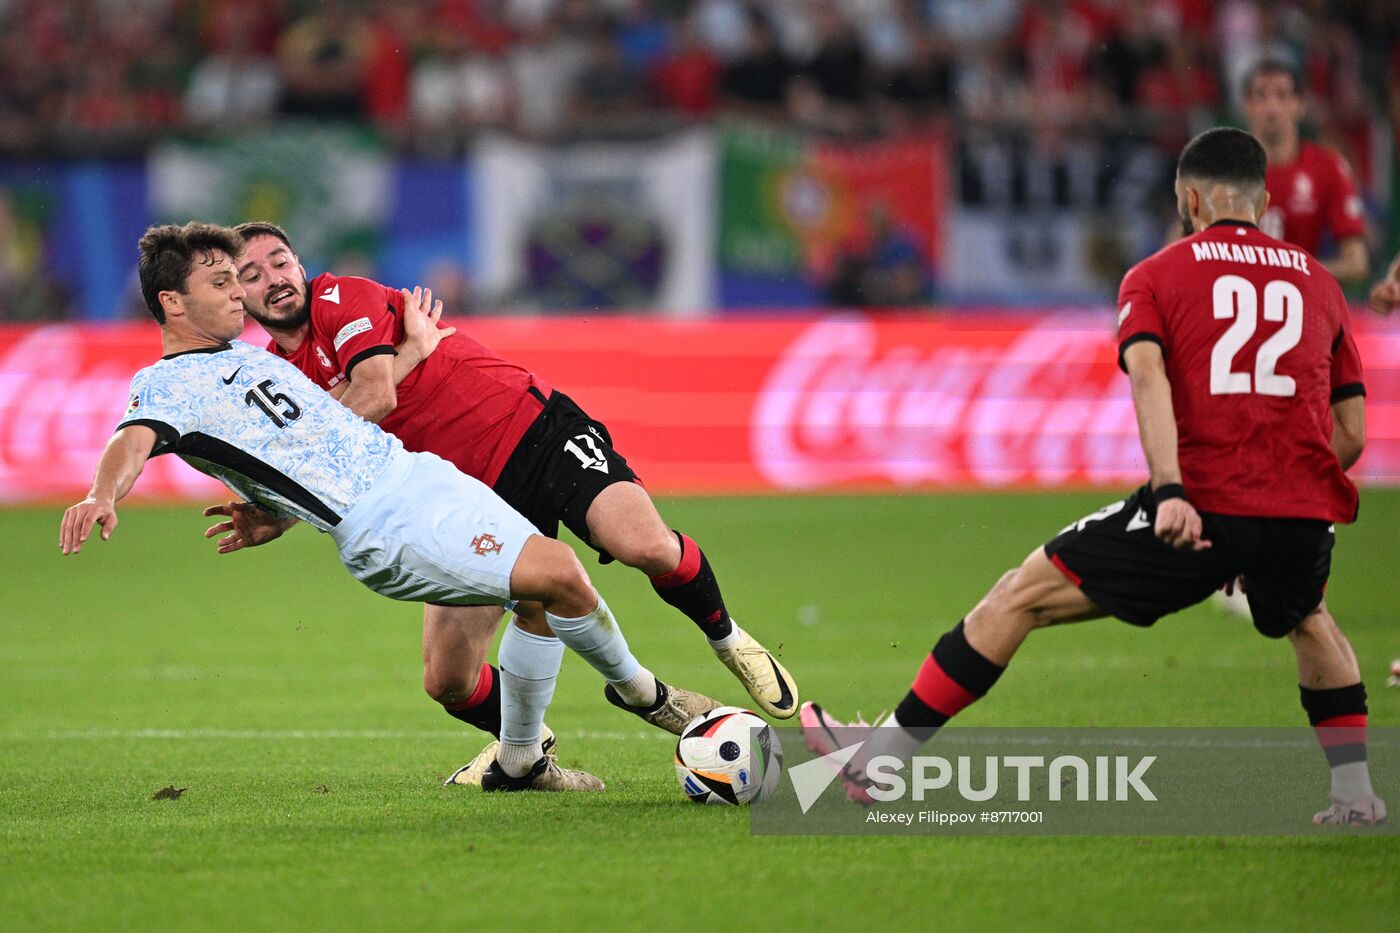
[
  {"left": 1179, "top": 208, "right": 1195, "bottom": 238},
  {"left": 245, "top": 288, "right": 310, "bottom": 333}
]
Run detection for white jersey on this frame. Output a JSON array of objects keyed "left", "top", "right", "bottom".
[{"left": 118, "top": 340, "right": 401, "bottom": 531}]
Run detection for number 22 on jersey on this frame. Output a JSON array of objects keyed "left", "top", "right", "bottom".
[{"left": 1210, "top": 275, "right": 1303, "bottom": 397}]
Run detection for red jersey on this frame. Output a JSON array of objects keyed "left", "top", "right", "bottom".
[
  {"left": 269, "top": 272, "right": 550, "bottom": 486},
  {"left": 1117, "top": 222, "right": 1364, "bottom": 523},
  {"left": 1260, "top": 141, "right": 1366, "bottom": 257}
]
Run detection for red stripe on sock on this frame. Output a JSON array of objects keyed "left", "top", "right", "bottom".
[
  {"left": 1315, "top": 713, "right": 1367, "bottom": 748},
  {"left": 650, "top": 533, "right": 700, "bottom": 588},
  {"left": 910, "top": 655, "right": 977, "bottom": 719},
  {"left": 443, "top": 663, "right": 494, "bottom": 711},
  {"left": 1049, "top": 553, "right": 1081, "bottom": 586}
]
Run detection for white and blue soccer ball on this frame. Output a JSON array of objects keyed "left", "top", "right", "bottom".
[{"left": 674, "top": 706, "right": 783, "bottom": 806}]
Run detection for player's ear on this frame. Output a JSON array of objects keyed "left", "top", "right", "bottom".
[
  {"left": 158, "top": 289, "right": 184, "bottom": 321},
  {"left": 1257, "top": 187, "right": 1270, "bottom": 221}
]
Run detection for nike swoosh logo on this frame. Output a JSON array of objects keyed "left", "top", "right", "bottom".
[
  {"left": 222, "top": 367, "right": 242, "bottom": 385},
  {"left": 768, "top": 658, "right": 795, "bottom": 711}
]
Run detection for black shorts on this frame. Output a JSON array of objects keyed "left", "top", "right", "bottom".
[
  {"left": 492, "top": 389, "right": 640, "bottom": 561},
  {"left": 1043, "top": 486, "right": 1334, "bottom": 638}
]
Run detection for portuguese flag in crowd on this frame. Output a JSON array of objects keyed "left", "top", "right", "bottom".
[{"left": 718, "top": 120, "right": 948, "bottom": 284}]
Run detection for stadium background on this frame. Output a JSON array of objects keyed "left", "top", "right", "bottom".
[{"left": 3, "top": 1, "right": 1399, "bottom": 929}]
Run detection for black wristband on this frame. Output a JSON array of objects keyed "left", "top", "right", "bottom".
[{"left": 1153, "top": 483, "right": 1186, "bottom": 504}]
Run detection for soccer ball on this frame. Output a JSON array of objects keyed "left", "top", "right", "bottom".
[{"left": 674, "top": 706, "right": 783, "bottom": 805}]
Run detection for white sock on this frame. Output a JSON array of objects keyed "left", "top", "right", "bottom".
[
  {"left": 707, "top": 623, "right": 741, "bottom": 651},
  {"left": 612, "top": 666, "right": 659, "bottom": 708},
  {"left": 1332, "top": 761, "right": 1375, "bottom": 803},
  {"left": 497, "top": 739, "right": 544, "bottom": 778},
  {"left": 497, "top": 622, "right": 564, "bottom": 776},
  {"left": 545, "top": 592, "right": 656, "bottom": 706}
]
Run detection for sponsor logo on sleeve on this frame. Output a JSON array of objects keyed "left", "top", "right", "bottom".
[
  {"left": 1117, "top": 302, "right": 1131, "bottom": 327},
  {"left": 321, "top": 284, "right": 341, "bottom": 305},
  {"left": 333, "top": 317, "right": 372, "bottom": 351},
  {"left": 126, "top": 393, "right": 141, "bottom": 414}
]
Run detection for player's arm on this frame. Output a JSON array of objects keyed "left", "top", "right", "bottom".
[
  {"left": 1322, "top": 236, "right": 1369, "bottom": 285},
  {"left": 1322, "top": 154, "right": 1369, "bottom": 284},
  {"left": 1331, "top": 395, "right": 1366, "bottom": 471},
  {"left": 333, "top": 286, "right": 449, "bottom": 420},
  {"left": 59, "top": 425, "right": 157, "bottom": 555},
  {"left": 1123, "top": 341, "right": 1209, "bottom": 551},
  {"left": 336, "top": 353, "right": 397, "bottom": 423}
]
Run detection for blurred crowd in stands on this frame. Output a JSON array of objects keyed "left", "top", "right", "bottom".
[
  {"left": 2, "top": 0, "right": 1399, "bottom": 320},
  {"left": 0, "top": 0, "right": 1396, "bottom": 151}
]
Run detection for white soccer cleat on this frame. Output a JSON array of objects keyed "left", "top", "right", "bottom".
[
  {"left": 444, "top": 725, "right": 556, "bottom": 787},
  {"left": 712, "top": 623, "right": 799, "bottom": 719},
  {"left": 1313, "top": 795, "right": 1388, "bottom": 826}
]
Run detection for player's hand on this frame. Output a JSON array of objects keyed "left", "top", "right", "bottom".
[
  {"left": 1154, "top": 498, "right": 1211, "bottom": 551},
  {"left": 1368, "top": 278, "right": 1400, "bottom": 316},
  {"left": 59, "top": 496, "right": 118, "bottom": 555},
  {"left": 399, "top": 286, "right": 454, "bottom": 366},
  {"left": 202, "top": 500, "right": 293, "bottom": 553}
]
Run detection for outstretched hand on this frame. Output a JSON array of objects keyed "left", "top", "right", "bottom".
[
  {"left": 400, "top": 286, "right": 454, "bottom": 363},
  {"left": 1154, "top": 498, "right": 1211, "bottom": 551},
  {"left": 59, "top": 496, "right": 118, "bottom": 555},
  {"left": 203, "top": 500, "right": 295, "bottom": 554}
]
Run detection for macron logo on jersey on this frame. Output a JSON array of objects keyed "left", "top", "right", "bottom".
[
  {"left": 321, "top": 284, "right": 341, "bottom": 305},
  {"left": 333, "top": 317, "right": 372, "bottom": 351}
]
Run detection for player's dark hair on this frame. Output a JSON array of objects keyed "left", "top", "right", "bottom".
[
  {"left": 137, "top": 222, "right": 244, "bottom": 325},
  {"left": 1177, "top": 127, "right": 1267, "bottom": 191},
  {"left": 1243, "top": 57, "right": 1303, "bottom": 98},
  {"left": 232, "top": 220, "right": 293, "bottom": 251}
]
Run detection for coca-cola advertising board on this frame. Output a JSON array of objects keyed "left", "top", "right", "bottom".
[{"left": 2, "top": 313, "right": 1396, "bottom": 502}]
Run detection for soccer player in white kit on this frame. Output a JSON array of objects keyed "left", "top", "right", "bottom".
[{"left": 59, "top": 222, "right": 722, "bottom": 792}]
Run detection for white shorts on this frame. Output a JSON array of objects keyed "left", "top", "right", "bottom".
[{"left": 329, "top": 448, "right": 538, "bottom": 606}]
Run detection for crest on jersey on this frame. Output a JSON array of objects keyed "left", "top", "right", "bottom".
[
  {"left": 471, "top": 533, "right": 504, "bottom": 556},
  {"left": 315, "top": 345, "right": 334, "bottom": 370}
]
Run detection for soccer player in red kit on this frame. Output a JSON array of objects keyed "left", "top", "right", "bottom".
[
  {"left": 231, "top": 222, "right": 797, "bottom": 783},
  {"left": 804, "top": 128, "right": 1384, "bottom": 825},
  {"left": 1244, "top": 58, "right": 1369, "bottom": 285}
]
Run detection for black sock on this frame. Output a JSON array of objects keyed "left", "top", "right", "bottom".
[
  {"left": 1300, "top": 682, "right": 1368, "bottom": 767},
  {"left": 650, "top": 531, "right": 734, "bottom": 640},
  {"left": 894, "top": 620, "right": 1005, "bottom": 740},
  {"left": 442, "top": 663, "right": 501, "bottom": 737}
]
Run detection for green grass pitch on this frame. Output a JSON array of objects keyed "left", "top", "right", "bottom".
[{"left": 3, "top": 492, "right": 1398, "bottom": 930}]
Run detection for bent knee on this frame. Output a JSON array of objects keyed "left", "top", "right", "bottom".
[{"left": 541, "top": 543, "right": 593, "bottom": 600}]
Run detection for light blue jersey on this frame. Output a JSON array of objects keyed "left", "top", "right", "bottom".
[{"left": 118, "top": 340, "right": 401, "bottom": 531}]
